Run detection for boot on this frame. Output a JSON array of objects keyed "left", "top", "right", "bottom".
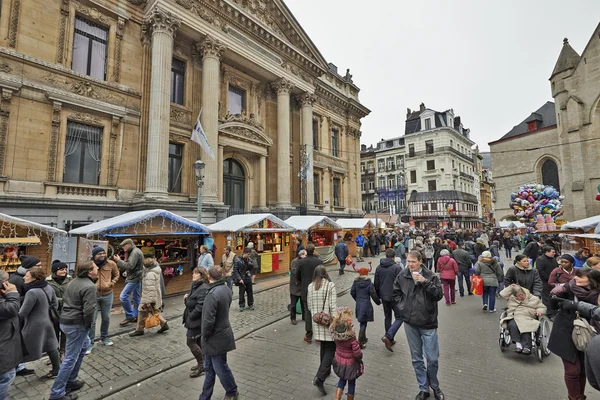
[
  {"left": 334, "top": 388, "right": 343, "bottom": 400},
  {"left": 346, "top": 395, "right": 354, "bottom": 400},
  {"left": 190, "top": 347, "right": 204, "bottom": 378},
  {"left": 358, "top": 329, "right": 366, "bottom": 349}
]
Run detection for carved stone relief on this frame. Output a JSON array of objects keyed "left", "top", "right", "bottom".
[
  {"left": 108, "top": 117, "right": 120, "bottom": 186},
  {"left": 0, "top": 90, "right": 13, "bottom": 176},
  {"left": 48, "top": 102, "right": 62, "bottom": 181},
  {"left": 113, "top": 17, "right": 126, "bottom": 82},
  {"left": 170, "top": 107, "right": 192, "bottom": 126},
  {"left": 68, "top": 112, "right": 102, "bottom": 125},
  {"left": 142, "top": 7, "right": 181, "bottom": 38},
  {"left": 0, "top": 63, "right": 12, "bottom": 73},
  {"left": 8, "top": 0, "right": 22, "bottom": 48},
  {"left": 56, "top": 0, "right": 70, "bottom": 64},
  {"left": 42, "top": 74, "right": 127, "bottom": 105},
  {"left": 72, "top": 1, "right": 115, "bottom": 25}
]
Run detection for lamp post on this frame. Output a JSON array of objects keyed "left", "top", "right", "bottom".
[{"left": 193, "top": 160, "right": 205, "bottom": 223}]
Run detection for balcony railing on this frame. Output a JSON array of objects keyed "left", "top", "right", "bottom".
[
  {"left": 460, "top": 171, "right": 474, "bottom": 180},
  {"left": 387, "top": 164, "right": 396, "bottom": 171}
]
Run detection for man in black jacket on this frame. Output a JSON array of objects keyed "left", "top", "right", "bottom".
[
  {"left": 376, "top": 248, "right": 403, "bottom": 348},
  {"left": 334, "top": 239, "right": 349, "bottom": 275},
  {"left": 392, "top": 251, "right": 445, "bottom": 400},
  {"left": 9, "top": 255, "right": 42, "bottom": 299},
  {"left": 523, "top": 238, "right": 543, "bottom": 266},
  {"left": 296, "top": 244, "right": 323, "bottom": 344},
  {"left": 200, "top": 265, "right": 238, "bottom": 400},
  {"left": 49, "top": 260, "right": 98, "bottom": 400},
  {"left": 453, "top": 242, "right": 473, "bottom": 297},
  {"left": 535, "top": 245, "right": 559, "bottom": 314},
  {"left": 0, "top": 271, "right": 22, "bottom": 399},
  {"left": 232, "top": 249, "right": 254, "bottom": 312}
]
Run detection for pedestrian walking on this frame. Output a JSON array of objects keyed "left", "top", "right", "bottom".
[
  {"left": 452, "top": 242, "right": 472, "bottom": 297},
  {"left": 183, "top": 267, "right": 210, "bottom": 378},
  {"left": 88, "top": 247, "right": 119, "bottom": 353},
  {"left": 582, "top": 256, "right": 600, "bottom": 270},
  {"left": 308, "top": 265, "right": 338, "bottom": 396},
  {"left": 424, "top": 240, "right": 434, "bottom": 270},
  {"left": 296, "top": 244, "right": 324, "bottom": 344},
  {"left": 19, "top": 268, "right": 61, "bottom": 379},
  {"left": 199, "top": 265, "right": 239, "bottom": 400},
  {"left": 330, "top": 307, "right": 363, "bottom": 400},
  {"left": 355, "top": 233, "right": 365, "bottom": 262},
  {"left": 368, "top": 233, "right": 378, "bottom": 258},
  {"left": 129, "top": 256, "right": 169, "bottom": 336},
  {"left": 474, "top": 251, "right": 503, "bottom": 313},
  {"left": 296, "top": 238, "right": 305, "bottom": 258},
  {"left": 232, "top": 248, "right": 254, "bottom": 312},
  {"left": 48, "top": 260, "right": 98, "bottom": 400},
  {"left": 350, "top": 265, "right": 380, "bottom": 348},
  {"left": 113, "top": 238, "right": 143, "bottom": 327},
  {"left": 289, "top": 249, "right": 306, "bottom": 325},
  {"left": 220, "top": 246, "right": 236, "bottom": 289},
  {"left": 0, "top": 271, "right": 22, "bottom": 400},
  {"left": 504, "top": 254, "right": 544, "bottom": 297},
  {"left": 436, "top": 249, "right": 458, "bottom": 305},
  {"left": 375, "top": 249, "right": 403, "bottom": 350},
  {"left": 503, "top": 232, "right": 513, "bottom": 259},
  {"left": 474, "top": 239, "right": 486, "bottom": 260},
  {"left": 47, "top": 261, "right": 72, "bottom": 360},
  {"left": 494, "top": 256, "right": 506, "bottom": 295},
  {"left": 335, "top": 238, "right": 349, "bottom": 275},
  {"left": 536, "top": 245, "right": 559, "bottom": 314},
  {"left": 489, "top": 240, "right": 500, "bottom": 259},
  {"left": 393, "top": 251, "right": 445, "bottom": 400},
  {"left": 246, "top": 242, "right": 259, "bottom": 284},
  {"left": 198, "top": 245, "right": 215, "bottom": 269},
  {"left": 523, "top": 238, "right": 542, "bottom": 266}
]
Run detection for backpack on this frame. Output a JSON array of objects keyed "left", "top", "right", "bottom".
[{"left": 573, "top": 310, "right": 597, "bottom": 351}]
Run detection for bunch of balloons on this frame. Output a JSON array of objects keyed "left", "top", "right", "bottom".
[
  {"left": 509, "top": 184, "right": 565, "bottom": 221},
  {"left": 596, "top": 184, "right": 600, "bottom": 201}
]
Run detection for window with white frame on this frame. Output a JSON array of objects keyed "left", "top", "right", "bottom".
[
  {"left": 72, "top": 17, "right": 108, "bottom": 80},
  {"left": 63, "top": 122, "right": 102, "bottom": 185}
]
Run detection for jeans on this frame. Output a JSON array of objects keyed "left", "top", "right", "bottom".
[
  {"left": 426, "top": 258, "right": 433, "bottom": 270},
  {"left": 404, "top": 323, "right": 440, "bottom": 392},
  {"left": 0, "top": 368, "right": 16, "bottom": 400},
  {"left": 337, "top": 379, "right": 356, "bottom": 396},
  {"left": 457, "top": 269, "right": 471, "bottom": 296},
  {"left": 385, "top": 317, "right": 403, "bottom": 341},
  {"left": 359, "top": 321, "right": 368, "bottom": 334},
  {"left": 120, "top": 281, "right": 141, "bottom": 319},
  {"left": 316, "top": 341, "right": 336, "bottom": 381},
  {"left": 238, "top": 282, "right": 254, "bottom": 307},
  {"left": 382, "top": 300, "right": 396, "bottom": 332},
  {"left": 225, "top": 276, "right": 233, "bottom": 289},
  {"left": 506, "top": 319, "right": 532, "bottom": 349},
  {"left": 302, "top": 299, "right": 312, "bottom": 339},
  {"left": 90, "top": 292, "right": 114, "bottom": 342},
  {"left": 49, "top": 324, "right": 90, "bottom": 399},
  {"left": 505, "top": 248, "right": 512, "bottom": 258},
  {"left": 482, "top": 286, "right": 497, "bottom": 310},
  {"left": 290, "top": 294, "right": 304, "bottom": 321},
  {"left": 441, "top": 278, "right": 456, "bottom": 304},
  {"left": 200, "top": 354, "right": 238, "bottom": 400}
]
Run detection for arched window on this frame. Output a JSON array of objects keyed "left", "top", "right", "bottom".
[{"left": 541, "top": 159, "right": 560, "bottom": 192}]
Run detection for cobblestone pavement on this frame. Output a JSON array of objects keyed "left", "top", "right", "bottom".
[{"left": 7, "top": 261, "right": 362, "bottom": 400}]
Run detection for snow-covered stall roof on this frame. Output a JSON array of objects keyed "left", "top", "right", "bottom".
[
  {"left": 209, "top": 214, "right": 294, "bottom": 233},
  {"left": 562, "top": 215, "right": 600, "bottom": 231},
  {"left": 336, "top": 218, "right": 376, "bottom": 230},
  {"left": 69, "top": 209, "right": 210, "bottom": 238},
  {"left": 0, "top": 212, "right": 68, "bottom": 250},
  {"left": 285, "top": 216, "right": 341, "bottom": 232},
  {"left": 498, "top": 221, "right": 527, "bottom": 229}
]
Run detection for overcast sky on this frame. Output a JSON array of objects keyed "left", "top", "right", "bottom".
[{"left": 286, "top": 0, "right": 600, "bottom": 151}]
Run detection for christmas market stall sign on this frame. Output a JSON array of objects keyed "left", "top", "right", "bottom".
[{"left": 285, "top": 216, "right": 342, "bottom": 265}]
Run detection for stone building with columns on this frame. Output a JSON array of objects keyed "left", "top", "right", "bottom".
[{"left": 0, "top": 0, "right": 369, "bottom": 236}]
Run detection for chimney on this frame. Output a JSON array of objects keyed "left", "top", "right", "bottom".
[
  {"left": 361, "top": 144, "right": 366, "bottom": 151},
  {"left": 406, "top": 108, "right": 412, "bottom": 118},
  {"left": 419, "top": 103, "right": 426, "bottom": 112},
  {"left": 454, "top": 116, "right": 461, "bottom": 128}
]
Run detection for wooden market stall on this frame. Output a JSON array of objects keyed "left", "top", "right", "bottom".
[
  {"left": 562, "top": 215, "right": 600, "bottom": 255},
  {"left": 209, "top": 214, "right": 294, "bottom": 277},
  {"left": 335, "top": 218, "right": 376, "bottom": 258},
  {"left": 0, "top": 212, "right": 68, "bottom": 276},
  {"left": 285, "top": 216, "right": 342, "bottom": 265},
  {"left": 69, "top": 209, "right": 210, "bottom": 303}
]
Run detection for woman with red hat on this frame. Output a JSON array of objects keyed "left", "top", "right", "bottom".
[{"left": 350, "top": 264, "right": 380, "bottom": 349}]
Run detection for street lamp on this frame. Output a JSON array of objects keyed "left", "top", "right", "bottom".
[{"left": 193, "top": 159, "right": 205, "bottom": 223}]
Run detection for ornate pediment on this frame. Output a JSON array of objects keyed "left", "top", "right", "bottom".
[{"left": 219, "top": 114, "right": 272, "bottom": 147}]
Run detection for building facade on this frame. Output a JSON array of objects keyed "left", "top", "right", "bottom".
[
  {"left": 374, "top": 137, "right": 406, "bottom": 215},
  {"left": 480, "top": 168, "right": 495, "bottom": 225},
  {"left": 359, "top": 144, "right": 376, "bottom": 212},
  {"left": 0, "top": 0, "right": 370, "bottom": 233}
]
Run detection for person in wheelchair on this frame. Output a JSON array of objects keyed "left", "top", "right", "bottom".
[
  {"left": 499, "top": 284, "right": 546, "bottom": 354},
  {"left": 504, "top": 255, "right": 543, "bottom": 298}
]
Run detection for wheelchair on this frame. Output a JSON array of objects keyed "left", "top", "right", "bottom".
[{"left": 498, "top": 309, "right": 551, "bottom": 362}]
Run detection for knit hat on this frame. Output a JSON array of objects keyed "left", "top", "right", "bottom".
[
  {"left": 120, "top": 238, "right": 134, "bottom": 247},
  {"left": 561, "top": 254, "right": 575, "bottom": 265},
  {"left": 357, "top": 267, "right": 369, "bottom": 276},
  {"left": 440, "top": 249, "right": 450, "bottom": 256},
  {"left": 19, "top": 255, "right": 41, "bottom": 270},
  {"left": 395, "top": 257, "right": 402, "bottom": 264},
  {"left": 481, "top": 251, "right": 492, "bottom": 258},
  {"left": 91, "top": 246, "right": 105, "bottom": 257},
  {"left": 143, "top": 253, "right": 155, "bottom": 259},
  {"left": 51, "top": 262, "right": 68, "bottom": 273}
]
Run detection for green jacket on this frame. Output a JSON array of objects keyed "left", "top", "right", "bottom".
[{"left": 46, "top": 275, "right": 73, "bottom": 312}]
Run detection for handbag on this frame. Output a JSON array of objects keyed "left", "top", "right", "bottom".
[
  {"left": 43, "top": 290, "right": 60, "bottom": 325},
  {"left": 345, "top": 255, "right": 353, "bottom": 266},
  {"left": 144, "top": 305, "right": 162, "bottom": 329},
  {"left": 312, "top": 283, "right": 331, "bottom": 327},
  {"left": 572, "top": 310, "right": 597, "bottom": 351},
  {"left": 471, "top": 275, "right": 483, "bottom": 296}
]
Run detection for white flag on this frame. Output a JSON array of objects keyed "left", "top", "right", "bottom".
[{"left": 191, "top": 109, "right": 215, "bottom": 160}]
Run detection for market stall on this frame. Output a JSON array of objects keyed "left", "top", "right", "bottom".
[
  {"left": 562, "top": 215, "right": 600, "bottom": 254},
  {"left": 335, "top": 218, "right": 376, "bottom": 258},
  {"left": 285, "top": 216, "right": 342, "bottom": 265},
  {"left": 209, "top": 214, "right": 294, "bottom": 277},
  {"left": 69, "top": 209, "right": 210, "bottom": 301},
  {"left": 0, "top": 212, "right": 68, "bottom": 275}
]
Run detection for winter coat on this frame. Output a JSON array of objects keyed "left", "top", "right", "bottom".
[
  {"left": 548, "top": 267, "right": 576, "bottom": 289},
  {"left": 392, "top": 266, "right": 443, "bottom": 329},
  {"left": 116, "top": 246, "right": 144, "bottom": 283},
  {"left": 296, "top": 255, "right": 324, "bottom": 300},
  {"left": 489, "top": 243, "right": 500, "bottom": 258},
  {"left": 335, "top": 242, "right": 349, "bottom": 262},
  {"left": 573, "top": 255, "right": 587, "bottom": 269},
  {"left": 351, "top": 277, "right": 381, "bottom": 323},
  {"left": 0, "top": 292, "right": 22, "bottom": 374},
  {"left": 499, "top": 286, "right": 546, "bottom": 333},
  {"left": 452, "top": 248, "right": 472, "bottom": 271},
  {"left": 523, "top": 242, "right": 541, "bottom": 261},
  {"left": 436, "top": 255, "right": 459, "bottom": 280},
  {"left": 198, "top": 252, "right": 215, "bottom": 269},
  {"left": 474, "top": 243, "right": 486, "bottom": 259},
  {"left": 232, "top": 256, "right": 253, "bottom": 285},
  {"left": 535, "top": 255, "right": 559, "bottom": 283},
  {"left": 19, "top": 284, "right": 59, "bottom": 362},
  {"left": 95, "top": 259, "right": 119, "bottom": 296},
  {"left": 586, "top": 336, "right": 600, "bottom": 391},
  {"left": 60, "top": 275, "right": 97, "bottom": 328},
  {"left": 46, "top": 275, "right": 73, "bottom": 312},
  {"left": 331, "top": 330, "right": 362, "bottom": 381},
  {"left": 296, "top": 243, "right": 305, "bottom": 258},
  {"left": 479, "top": 233, "right": 489, "bottom": 248},
  {"left": 424, "top": 244, "right": 434, "bottom": 259},
  {"left": 307, "top": 279, "right": 337, "bottom": 342},
  {"left": 394, "top": 241, "right": 406, "bottom": 259},
  {"left": 139, "top": 263, "right": 163, "bottom": 310},
  {"left": 289, "top": 257, "right": 302, "bottom": 297},
  {"left": 504, "top": 264, "right": 543, "bottom": 297},
  {"left": 474, "top": 258, "right": 503, "bottom": 287},
  {"left": 503, "top": 237, "right": 513, "bottom": 250},
  {"left": 8, "top": 269, "right": 26, "bottom": 299},
  {"left": 248, "top": 249, "right": 259, "bottom": 274},
  {"left": 374, "top": 258, "right": 403, "bottom": 302},
  {"left": 183, "top": 280, "right": 210, "bottom": 332},
  {"left": 355, "top": 235, "right": 365, "bottom": 247},
  {"left": 201, "top": 281, "right": 236, "bottom": 356}
]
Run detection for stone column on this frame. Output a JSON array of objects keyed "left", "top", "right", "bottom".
[
  {"left": 143, "top": 8, "right": 180, "bottom": 198},
  {"left": 272, "top": 78, "right": 294, "bottom": 208},
  {"left": 343, "top": 174, "right": 350, "bottom": 212},
  {"left": 259, "top": 155, "right": 267, "bottom": 209},
  {"left": 218, "top": 145, "right": 224, "bottom": 202},
  {"left": 198, "top": 36, "right": 226, "bottom": 204},
  {"left": 0, "top": 89, "right": 14, "bottom": 177},
  {"left": 300, "top": 93, "right": 315, "bottom": 209}
]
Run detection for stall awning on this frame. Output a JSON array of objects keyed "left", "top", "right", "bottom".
[
  {"left": 0, "top": 212, "right": 67, "bottom": 237},
  {"left": 68, "top": 209, "right": 211, "bottom": 238},
  {"left": 562, "top": 215, "right": 600, "bottom": 232},
  {"left": 335, "top": 218, "right": 376, "bottom": 230},
  {"left": 285, "top": 216, "right": 341, "bottom": 232},
  {"left": 209, "top": 214, "right": 294, "bottom": 233}
]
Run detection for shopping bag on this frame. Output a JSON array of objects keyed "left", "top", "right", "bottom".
[
  {"left": 295, "top": 298, "right": 302, "bottom": 315},
  {"left": 471, "top": 275, "right": 483, "bottom": 296},
  {"left": 144, "top": 306, "right": 162, "bottom": 329}
]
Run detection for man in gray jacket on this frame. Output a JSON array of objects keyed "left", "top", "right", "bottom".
[
  {"left": 112, "top": 238, "right": 143, "bottom": 326},
  {"left": 452, "top": 242, "right": 473, "bottom": 297},
  {"left": 0, "top": 270, "right": 22, "bottom": 399},
  {"left": 49, "top": 260, "right": 98, "bottom": 400}
]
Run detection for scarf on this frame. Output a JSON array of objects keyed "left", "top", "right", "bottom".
[
  {"left": 189, "top": 280, "right": 203, "bottom": 293},
  {"left": 570, "top": 280, "right": 600, "bottom": 305},
  {"left": 23, "top": 279, "right": 48, "bottom": 294},
  {"left": 52, "top": 274, "right": 67, "bottom": 285},
  {"left": 93, "top": 257, "right": 108, "bottom": 267}
]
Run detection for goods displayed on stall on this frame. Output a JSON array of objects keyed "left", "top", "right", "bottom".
[
  {"left": 209, "top": 214, "right": 294, "bottom": 275},
  {"left": 0, "top": 212, "right": 68, "bottom": 274},
  {"left": 335, "top": 218, "right": 376, "bottom": 258},
  {"left": 285, "top": 216, "right": 342, "bottom": 265},
  {"left": 563, "top": 215, "right": 600, "bottom": 255},
  {"left": 69, "top": 209, "right": 210, "bottom": 299},
  {"left": 509, "top": 184, "right": 564, "bottom": 233}
]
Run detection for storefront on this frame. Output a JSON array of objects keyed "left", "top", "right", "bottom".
[
  {"left": 0, "top": 212, "right": 68, "bottom": 275},
  {"left": 285, "top": 216, "right": 342, "bottom": 265},
  {"left": 209, "top": 214, "right": 294, "bottom": 277},
  {"left": 335, "top": 218, "right": 376, "bottom": 258},
  {"left": 69, "top": 209, "right": 210, "bottom": 302}
]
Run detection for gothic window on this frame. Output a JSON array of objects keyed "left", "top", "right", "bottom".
[
  {"left": 170, "top": 58, "right": 185, "bottom": 105},
  {"left": 63, "top": 122, "right": 102, "bottom": 185},
  {"left": 72, "top": 17, "right": 108, "bottom": 80},
  {"left": 541, "top": 159, "right": 560, "bottom": 192}
]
